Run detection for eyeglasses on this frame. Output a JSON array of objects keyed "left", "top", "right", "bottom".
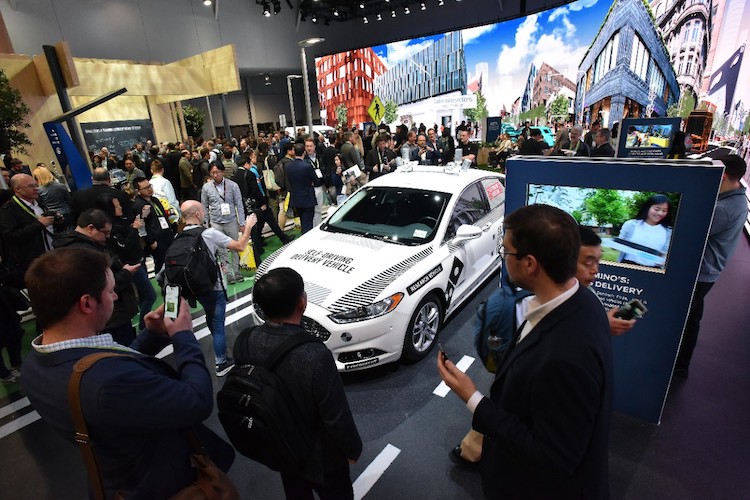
[
  {"left": 138, "top": 184, "right": 153, "bottom": 191},
  {"left": 498, "top": 244, "right": 523, "bottom": 261}
]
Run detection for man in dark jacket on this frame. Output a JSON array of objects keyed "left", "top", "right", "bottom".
[
  {"left": 21, "top": 247, "right": 234, "bottom": 498},
  {"left": 236, "top": 154, "right": 292, "bottom": 262},
  {"left": 365, "top": 134, "right": 397, "bottom": 180},
  {"left": 0, "top": 174, "right": 56, "bottom": 287},
  {"left": 71, "top": 168, "right": 132, "bottom": 222},
  {"left": 132, "top": 176, "right": 175, "bottom": 272},
  {"left": 590, "top": 128, "right": 616, "bottom": 157},
  {"left": 53, "top": 209, "right": 140, "bottom": 345},
  {"left": 285, "top": 143, "right": 319, "bottom": 234},
  {"left": 438, "top": 204, "right": 613, "bottom": 499},
  {"left": 236, "top": 267, "right": 361, "bottom": 498}
]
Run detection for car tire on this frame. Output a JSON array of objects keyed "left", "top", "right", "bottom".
[{"left": 402, "top": 293, "right": 443, "bottom": 361}]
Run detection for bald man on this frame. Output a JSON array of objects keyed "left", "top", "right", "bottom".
[
  {"left": 176, "top": 200, "right": 256, "bottom": 376},
  {"left": 0, "top": 174, "right": 56, "bottom": 286}
]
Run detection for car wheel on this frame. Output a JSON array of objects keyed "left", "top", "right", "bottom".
[{"left": 402, "top": 293, "right": 443, "bottom": 361}]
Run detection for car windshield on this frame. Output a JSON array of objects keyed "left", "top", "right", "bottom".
[{"left": 322, "top": 186, "right": 451, "bottom": 246}]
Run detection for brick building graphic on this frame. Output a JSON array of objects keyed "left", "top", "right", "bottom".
[{"left": 315, "top": 47, "right": 387, "bottom": 128}]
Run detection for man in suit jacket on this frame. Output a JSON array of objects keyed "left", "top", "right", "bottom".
[
  {"left": 590, "top": 128, "right": 616, "bottom": 157},
  {"left": 21, "top": 248, "right": 234, "bottom": 498},
  {"left": 438, "top": 204, "right": 613, "bottom": 499},
  {"left": 340, "top": 131, "right": 365, "bottom": 170},
  {"left": 286, "top": 143, "right": 320, "bottom": 234},
  {"left": 235, "top": 267, "right": 361, "bottom": 498}
]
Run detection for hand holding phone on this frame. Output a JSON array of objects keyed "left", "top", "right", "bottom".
[
  {"left": 614, "top": 299, "right": 647, "bottom": 320},
  {"left": 164, "top": 285, "right": 181, "bottom": 320},
  {"left": 438, "top": 342, "right": 448, "bottom": 362}
]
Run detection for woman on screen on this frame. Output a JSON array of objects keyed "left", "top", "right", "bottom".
[{"left": 617, "top": 194, "right": 673, "bottom": 268}]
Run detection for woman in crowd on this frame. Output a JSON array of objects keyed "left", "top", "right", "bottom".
[
  {"left": 489, "top": 133, "right": 513, "bottom": 168},
  {"left": 33, "top": 165, "right": 73, "bottom": 230},
  {"left": 335, "top": 153, "right": 367, "bottom": 205},
  {"left": 617, "top": 194, "right": 674, "bottom": 269}
]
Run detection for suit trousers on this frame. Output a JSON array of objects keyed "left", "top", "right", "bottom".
[{"left": 296, "top": 207, "right": 315, "bottom": 234}]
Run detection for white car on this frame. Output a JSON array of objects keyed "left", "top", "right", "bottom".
[{"left": 251, "top": 166, "right": 506, "bottom": 371}]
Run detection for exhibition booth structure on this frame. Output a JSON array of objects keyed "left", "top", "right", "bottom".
[
  {"left": 504, "top": 155, "right": 724, "bottom": 423},
  {"left": 0, "top": 41, "right": 241, "bottom": 170}
]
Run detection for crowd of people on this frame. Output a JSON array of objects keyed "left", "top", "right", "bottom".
[{"left": 0, "top": 116, "right": 747, "bottom": 499}]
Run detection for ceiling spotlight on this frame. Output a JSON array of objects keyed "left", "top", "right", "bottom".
[
  {"left": 264, "top": 75, "right": 271, "bottom": 85},
  {"left": 421, "top": 2, "right": 426, "bottom": 9},
  {"left": 438, "top": 0, "right": 444, "bottom": 5},
  {"left": 391, "top": 10, "right": 396, "bottom": 17},
  {"left": 363, "top": 17, "right": 368, "bottom": 23},
  {"left": 312, "top": 14, "right": 318, "bottom": 22},
  {"left": 262, "top": 1, "right": 270, "bottom": 16},
  {"left": 203, "top": 0, "right": 212, "bottom": 6},
  {"left": 359, "top": 2, "right": 365, "bottom": 8},
  {"left": 376, "top": 13, "right": 382, "bottom": 20},
  {"left": 333, "top": 8, "right": 339, "bottom": 16},
  {"left": 273, "top": 0, "right": 281, "bottom": 15},
  {"left": 404, "top": 7, "right": 410, "bottom": 14}
]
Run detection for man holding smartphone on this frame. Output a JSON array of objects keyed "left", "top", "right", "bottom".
[
  {"left": 180, "top": 200, "right": 256, "bottom": 376},
  {"left": 438, "top": 205, "right": 613, "bottom": 499}
]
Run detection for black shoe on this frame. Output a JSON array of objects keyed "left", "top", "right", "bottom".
[
  {"left": 449, "top": 445, "right": 479, "bottom": 470},
  {"left": 216, "top": 358, "right": 235, "bottom": 377},
  {"left": 674, "top": 367, "right": 689, "bottom": 379}
]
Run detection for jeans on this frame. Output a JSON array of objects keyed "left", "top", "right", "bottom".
[
  {"left": 132, "top": 264, "right": 157, "bottom": 329},
  {"left": 210, "top": 220, "right": 241, "bottom": 280},
  {"left": 197, "top": 289, "right": 228, "bottom": 364}
]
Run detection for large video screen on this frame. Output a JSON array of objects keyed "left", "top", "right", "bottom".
[
  {"left": 527, "top": 184, "right": 681, "bottom": 273},
  {"left": 315, "top": 0, "right": 750, "bottom": 140}
]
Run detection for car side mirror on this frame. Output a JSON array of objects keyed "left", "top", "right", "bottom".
[{"left": 453, "top": 224, "right": 482, "bottom": 244}]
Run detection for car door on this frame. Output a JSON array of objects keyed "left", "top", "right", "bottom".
[{"left": 441, "top": 181, "right": 495, "bottom": 309}]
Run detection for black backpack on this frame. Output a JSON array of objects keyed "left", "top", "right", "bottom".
[
  {"left": 163, "top": 228, "right": 219, "bottom": 300},
  {"left": 217, "top": 329, "right": 319, "bottom": 472}
]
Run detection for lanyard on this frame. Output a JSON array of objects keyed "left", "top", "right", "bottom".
[
  {"left": 149, "top": 199, "right": 164, "bottom": 218},
  {"left": 213, "top": 180, "right": 226, "bottom": 201},
  {"left": 308, "top": 156, "right": 319, "bottom": 170},
  {"left": 250, "top": 166, "right": 265, "bottom": 196},
  {"left": 377, "top": 149, "right": 383, "bottom": 165},
  {"left": 13, "top": 195, "right": 37, "bottom": 218}
]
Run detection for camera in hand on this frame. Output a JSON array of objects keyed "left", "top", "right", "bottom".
[
  {"left": 614, "top": 298, "right": 647, "bottom": 320},
  {"left": 43, "top": 210, "right": 64, "bottom": 224}
]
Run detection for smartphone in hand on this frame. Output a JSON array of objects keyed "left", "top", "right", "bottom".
[
  {"left": 164, "top": 285, "right": 181, "bottom": 320},
  {"left": 438, "top": 342, "right": 448, "bottom": 362}
]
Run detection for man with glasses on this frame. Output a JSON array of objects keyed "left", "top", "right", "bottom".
[
  {"left": 53, "top": 209, "right": 141, "bottom": 344},
  {"left": 132, "top": 176, "right": 175, "bottom": 272},
  {"left": 0, "top": 174, "right": 56, "bottom": 287},
  {"left": 450, "top": 226, "right": 636, "bottom": 469},
  {"left": 438, "top": 205, "right": 613, "bottom": 499}
]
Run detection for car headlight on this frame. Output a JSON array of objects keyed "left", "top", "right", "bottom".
[{"left": 328, "top": 292, "right": 404, "bottom": 324}]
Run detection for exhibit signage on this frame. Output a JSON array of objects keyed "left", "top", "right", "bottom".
[
  {"left": 504, "top": 156, "right": 723, "bottom": 423},
  {"left": 43, "top": 121, "right": 92, "bottom": 191},
  {"left": 433, "top": 95, "right": 477, "bottom": 109},
  {"left": 485, "top": 116, "right": 502, "bottom": 144}
]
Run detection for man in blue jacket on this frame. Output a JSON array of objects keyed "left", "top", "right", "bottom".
[
  {"left": 21, "top": 247, "right": 234, "bottom": 498},
  {"left": 286, "top": 143, "right": 320, "bottom": 234}
]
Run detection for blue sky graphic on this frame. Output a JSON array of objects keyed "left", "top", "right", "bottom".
[{"left": 371, "top": 0, "right": 612, "bottom": 112}]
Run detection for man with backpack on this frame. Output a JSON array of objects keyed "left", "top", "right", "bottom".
[
  {"left": 174, "top": 200, "right": 256, "bottom": 376},
  {"left": 225, "top": 267, "right": 361, "bottom": 498}
]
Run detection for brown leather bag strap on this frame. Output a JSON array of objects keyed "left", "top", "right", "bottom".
[{"left": 68, "top": 352, "right": 132, "bottom": 500}]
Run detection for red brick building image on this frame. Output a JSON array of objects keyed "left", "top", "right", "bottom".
[{"left": 316, "top": 48, "right": 387, "bottom": 128}]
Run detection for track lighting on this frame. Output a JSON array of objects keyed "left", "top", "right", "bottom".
[
  {"left": 404, "top": 7, "right": 410, "bottom": 14},
  {"left": 312, "top": 14, "right": 317, "bottom": 22},
  {"left": 377, "top": 13, "right": 382, "bottom": 20},
  {"left": 203, "top": 0, "right": 212, "bottom": 6},
  {"left": 272, "top": 0, "right": 281, "bottom": 15},
  {"left": 363, "top": 17, "right": 368, "bottom": 23},
  {"left": 421, "top": 2, "right": 427, "bottom": 10},
  {"left": 359, "top": 2, "right": 365, "bottom": 8},
  {"left": 261, "top": 1, "right": 270, "bottom": 16},
  {"left": 333, "top": 8, "right": 339, "bottom": 16},
  {"left": 391, "top": 10, "right": 396, "bottom": 17},
  {"left": 438, "top": 0, "right": 444, "bottom": 5}
]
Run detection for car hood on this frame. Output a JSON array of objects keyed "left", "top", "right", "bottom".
[{"left": 261, "top": 230, "right": 434, "bottom": 312}]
